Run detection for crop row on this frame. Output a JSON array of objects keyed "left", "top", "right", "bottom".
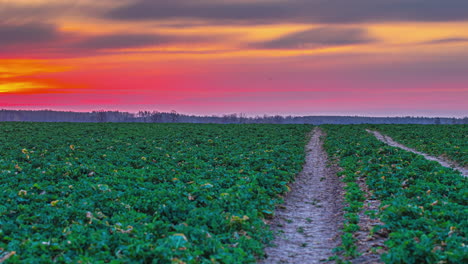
[
  {"left": 0, "top": 123, "right": 311, "bottom": 263},
  {"left": 323, "top": 125, "right": 467, "bottom": 263},
  {"left": 372, "top": 124, "right": 467, "bottom": 167}
]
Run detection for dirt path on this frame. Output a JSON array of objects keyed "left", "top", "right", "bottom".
[
  {"left": 260, "top": 127, "right": 343, "bottom": 264},
  {"left": 367, "top": 130, "right": 467, "bottom": 177},
  {"left": 351, "top": 177, "right": 387, "bottom": 264}
]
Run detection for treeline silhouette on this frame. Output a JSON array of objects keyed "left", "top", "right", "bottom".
[{"left": 0, "top": 109, "right": 466, "bottom": 125}]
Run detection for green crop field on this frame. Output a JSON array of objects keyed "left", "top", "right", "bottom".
[
  {"left": 0, "top": 123, "right": 310, "bottom": 263},
  {"left": 371, "top": 125, "right": 468, "bottom": 167},
  {"left": 0, "top": 123, "right": 466, "bottom": 264},
  {"left": 323, "top": 125, "right": 467, "bottom": 263}
]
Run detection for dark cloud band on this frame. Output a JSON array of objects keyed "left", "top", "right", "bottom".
[
  {"left": 0, "top": 23, "right": 223, "bottom": 56},
  {"left": 252, "top": 27, "right": 374, "bottom": 49},
  {"left": 0, "top": 23, "right": 60, "bottom": 48},
  {"left": 423, "top": 37, "right": 468, "bottom": 45},
  {"left": 106, "top": 0, "right": 468, "bottom": 24}
]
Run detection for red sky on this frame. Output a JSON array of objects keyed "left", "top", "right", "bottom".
[{"left": 1, "top": 0, "right": 468, "bottom": 117}]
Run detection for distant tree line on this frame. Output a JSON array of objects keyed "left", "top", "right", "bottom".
[{"left": 0, "top": 109, "right": 466, "bottom": 125}]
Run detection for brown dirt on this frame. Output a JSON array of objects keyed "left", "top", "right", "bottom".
[
  {"left": 367, "top": 130, "right": 467, "bottom": 177},
  {"left": 351, "top": 177, "right": 387, "bottom": 264},
  {"left": 260, "top": 127, "right": 344, "bottom": 264}
]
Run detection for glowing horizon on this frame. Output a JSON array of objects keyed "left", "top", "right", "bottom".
[{"left": 1, "top": 1, "right": 467, "bottom": 117}]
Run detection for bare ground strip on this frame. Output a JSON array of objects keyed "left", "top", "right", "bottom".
[
  {"left": 260, "top": 127, "right": 343, "bottom": 264},
  {"left": 351, "top": 177, "right": 387, "bottom": 264},
  {"left": 367, "top": 130, "right": 467, "bottom": 177}
]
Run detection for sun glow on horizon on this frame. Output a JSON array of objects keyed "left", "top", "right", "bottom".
[
  {"left": 1, "top": 0, "right": 467, "bottom": 116},
  {"left": 0, "top": 82, "right": 53, "bottom": 93}
]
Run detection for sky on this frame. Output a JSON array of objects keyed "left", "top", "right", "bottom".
[{"left": 1, "top": 0, "right": 467, "bottom": 117}]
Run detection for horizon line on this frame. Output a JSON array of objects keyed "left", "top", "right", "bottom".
[{"left": 1, "top": 108, "right": 466, "bottom": 119}]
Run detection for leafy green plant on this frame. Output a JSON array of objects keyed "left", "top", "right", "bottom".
[
  {"left": 371, "top": 124, "right": 467, "bottom": 167},
  {"left": 323, "top": 125, "right": 467, "bottom": 264},
  {"left": 0, "top": 122, "right": 311, "bottom": 263}
]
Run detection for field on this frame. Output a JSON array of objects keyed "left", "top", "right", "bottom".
[
  {"left": 323, "top": 125, "right": 467, "bottom": 263},
  {"left": 0, "top": 123, "right": 466, "bottom": 263},
  {"left": 0, "top": 123, "right": 310, "bottom": 263},
  {"left": 371, "top": 125, "right": 468, "bottom": 167}
]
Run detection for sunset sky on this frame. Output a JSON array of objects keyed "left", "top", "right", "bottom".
[{"left": 1, "top": 0, "right": 467, "bottom": 117}]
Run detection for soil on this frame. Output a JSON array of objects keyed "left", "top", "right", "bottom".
[
  {"left": 260, "top": 127, "right": 344, "bottom": 264},
  {"left": 351, "top": 177, "right": 387, "bottom": 264},
  {"left": 367, "top": 130, "right": 467, "bottom": 177}
]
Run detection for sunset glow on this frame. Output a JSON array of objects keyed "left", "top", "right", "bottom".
[{"left": 1, "top": 0, "right": 467, "bottom": 116}]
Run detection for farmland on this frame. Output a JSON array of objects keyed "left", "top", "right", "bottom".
[
  {"left": 323, "top": 125, "right": 467, "bottom": 263},
  {"left": 0, "top": 123, "right": 310, "bottom": 263},
  {"left": 372, "top": 125, "right": 468, "bottom": 167},
  {"left": 0, "top": 123, "right": 467, "bottom": 263}
]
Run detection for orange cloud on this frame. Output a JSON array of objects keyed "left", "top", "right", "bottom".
[
  {"left": 0, "top": 59, "right": 74, "bottom": 94},
  {"left": 0, "top": 82, "right": 51, "bottom": 93},
  {"left": 0, "top": 59, "right": 71, "bottom": 78}
]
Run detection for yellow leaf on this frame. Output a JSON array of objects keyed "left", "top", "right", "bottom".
[
  {"left": 230, "top": 215, "right": 249, "bottom": 223},
  {"left": 171, "top": 258, "right": 186, "bottom": 264},
  {"left": 172, "top": 233, "right": 188, "bottom": 241}
]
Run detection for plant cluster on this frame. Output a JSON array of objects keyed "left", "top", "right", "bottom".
[
  {"left": 323, "top": 125, "right": 467, "bottom": 264},
  {"left": 0, "top": 122, "right": 311, "bottom": 263},
  {"left": 372, "top": 124, "right": 467, "bottom": 167}
]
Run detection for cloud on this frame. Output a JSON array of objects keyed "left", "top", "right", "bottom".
[
  {"left": 0, "top": 23, "right": 60, "bottom": 48},
  {"left": 73, "top": 33, "right": 214, "bottom": 51},
  {"left": 423, "top": 37, "right": 468, "bottom": 45},
  {"left": 74, "top": 34, "right": 181, "bottom": 50},
  {"left": 0, "top": 0, "right": 119, "bottom": 22},
  {"left": 107, "top": 0, "right": 288, "bottom": 22},
  {"left": 106, "top": 0, "right": 468, "bottom": 24},
  {"left": 0, "top": 24, "right": 222, "bottom": 56},
  {"left": 252, "top": 27, "right": 374, "bottom": 49}
]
